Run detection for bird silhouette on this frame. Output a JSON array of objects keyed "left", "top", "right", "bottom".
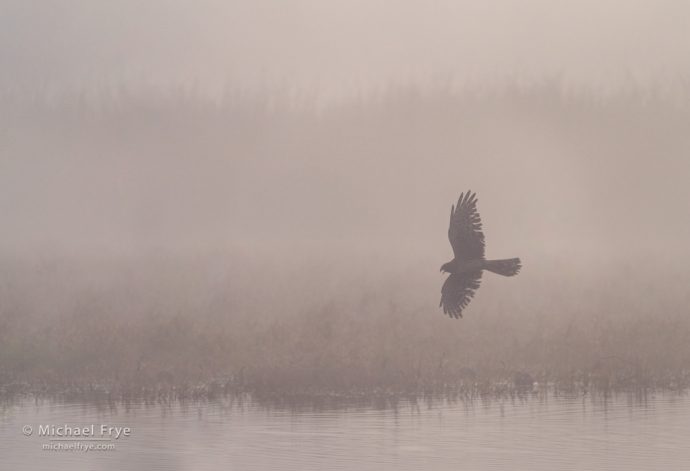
[{"left": 440, "top": 191, "right": 521, "bottom": 318}]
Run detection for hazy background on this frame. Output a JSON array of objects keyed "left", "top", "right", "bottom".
[
  {"left": 2, "top": 0, "right": 690, "bottom": 254},
  {"left": 3, "top": 0, "right": 690, "bottom": 97},
  {"left": 1, "top": 0, "right": 690, "bottom": 392}
]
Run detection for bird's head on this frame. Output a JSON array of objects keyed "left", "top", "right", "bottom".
[{"left": 440, "top": 262, "right": 452, "bottom": 274}]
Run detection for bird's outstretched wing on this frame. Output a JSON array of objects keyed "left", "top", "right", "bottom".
[
  {"left": 448, "top": 191, "right": 485, "bottom": 262},
  {"left": 440, "top": 271, "right": 482, "bottom": 319}
]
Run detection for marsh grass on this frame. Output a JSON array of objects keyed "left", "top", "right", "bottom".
[{"left": 0, "top": 254, "right": 689, "bottom": 402}]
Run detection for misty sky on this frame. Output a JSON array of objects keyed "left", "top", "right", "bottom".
[
  {"left": 2, "top": 0, "right": 690, "bottom": 264},
  {"left": 2, "top": 0, "right": 690, "bottom": 97}
]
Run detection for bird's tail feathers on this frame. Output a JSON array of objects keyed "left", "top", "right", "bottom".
[{"left": 484, "top": 258, "right": 521, "bottom": 277}]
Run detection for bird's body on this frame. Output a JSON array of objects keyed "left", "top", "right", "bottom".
[
  {"left": 439, "top": 191, "right": 521, "bottom": 318},
  {"left": 440, "top": 258, "right": 485, "bottom": 275}
]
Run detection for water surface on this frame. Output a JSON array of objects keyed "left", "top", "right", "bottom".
[{"left": 1, "top": 392, "right": 688, "bottom": 470}]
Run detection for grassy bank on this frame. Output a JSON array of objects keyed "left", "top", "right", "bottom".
[{"left": 1, "top": 254, "right": 689, "bottom": 401}]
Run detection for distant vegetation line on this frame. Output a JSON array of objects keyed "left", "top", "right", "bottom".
[{"left": 0, "top": 256, "right": 688, "bottom": 399}]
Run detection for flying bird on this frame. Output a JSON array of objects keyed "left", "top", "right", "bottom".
[{"left": 440, "top": 191, "right": 521, "bottom": 318}]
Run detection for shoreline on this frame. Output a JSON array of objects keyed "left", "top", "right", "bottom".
[{"left": 3, "top": 374, "right": 688, "bottom": 407}]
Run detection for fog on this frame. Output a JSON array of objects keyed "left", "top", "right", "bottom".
[
  {"left": 3, "top": 0, "right": 690, "bottom": 96},
  {"left": 1, "top": 1, "right": 690, "bottom": 396},
  {"left": 3, "top": 85, "right": 689, "bottom": 263}
]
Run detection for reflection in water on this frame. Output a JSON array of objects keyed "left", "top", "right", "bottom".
[{"left": 1, "top": 392, "right": 689, "bottom": 470}]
